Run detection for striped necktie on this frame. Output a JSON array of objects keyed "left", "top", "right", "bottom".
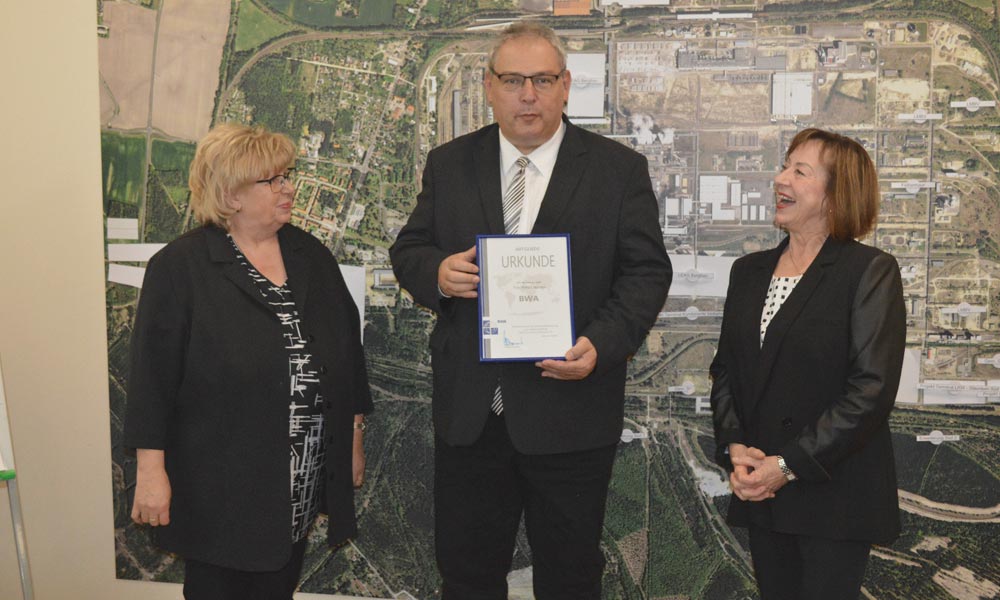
[
  {"left": 493, "top": 156, "right": 530, "bottom": 415},
  {"left": 502, "top": 156, "right": 529, "bottom": 235}
]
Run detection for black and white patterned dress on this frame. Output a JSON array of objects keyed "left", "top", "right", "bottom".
[
  {"left": 230, "top": 237, "right": 326, "bottom": 543},
  {"left": 759, "top": 275, "right": 802, "bottom": 347}
]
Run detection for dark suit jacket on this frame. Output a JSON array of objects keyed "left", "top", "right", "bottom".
[
  {"left": 124, "top": 224, "right": 373, "bottom": 571},
  {"left": 390, "top": 119, "right": 672, "bottom": 454},
  {"left": 710, "top": 236, "right": 905, "bottom": 543}
]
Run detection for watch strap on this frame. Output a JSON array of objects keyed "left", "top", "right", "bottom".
[{"left": 777, "top": 455, "right": 797, "bottom": 481}]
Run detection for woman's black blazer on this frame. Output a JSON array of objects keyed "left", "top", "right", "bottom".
[
  {"left": 710, "top": 236, "right": 905, "bottom": 544},
  {"left": 124, "top": 224, "right": 373, "bottom": 570}
]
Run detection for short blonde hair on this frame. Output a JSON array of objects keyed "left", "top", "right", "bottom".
[
  {"left": 188, "top": 123, "right": 296, "bottom": 229},
  {"left": 487, "top": 21, "right": 567, "bottom": 73},
  {"left": 786, "top": 128, "right": 879, "bottom": 241}
]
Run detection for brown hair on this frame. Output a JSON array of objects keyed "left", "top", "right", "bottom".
[
  {"left": 487, "top": 21, "right": 567, "bottom": 73},
  {"left": 188, "top": 123, "right": 296, "bottom": 229},
  {"left": 785, "top": 128, "right": 879, "bottom": 240}
]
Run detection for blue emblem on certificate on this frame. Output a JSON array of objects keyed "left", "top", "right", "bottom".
[{"left": 477, "top": 234, "right": 575, "bottom": 361}]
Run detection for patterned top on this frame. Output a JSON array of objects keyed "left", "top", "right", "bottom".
[
  {"left": 760, "top": 275, "right": 803, "bottom": 346},
  {"left": 229, "top": 236, "right": 327, "bottom": 543}
]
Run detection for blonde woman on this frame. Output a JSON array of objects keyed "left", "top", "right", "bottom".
[{"left": 125, "top": 123, "right": 372, "bottom": 599}]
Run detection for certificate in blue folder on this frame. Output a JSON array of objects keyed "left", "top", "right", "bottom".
[{"left": 477, "top": 234, "right": 575, "bottom": 362}]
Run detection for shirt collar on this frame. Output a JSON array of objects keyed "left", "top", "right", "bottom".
[{"left": 498, "top": 120, "right": 566, "bottom": 179}]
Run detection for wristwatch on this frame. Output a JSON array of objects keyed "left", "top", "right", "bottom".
[
  {"left": 776, "top": 456, "right": 797, "bottom": 482},
  {"left": 353, "top": 421, "right": 367, "bottom": 431}
]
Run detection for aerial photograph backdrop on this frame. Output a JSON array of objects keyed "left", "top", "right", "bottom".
[{"left": 98, "top": 0, "right": 1000, "bottom": 598}]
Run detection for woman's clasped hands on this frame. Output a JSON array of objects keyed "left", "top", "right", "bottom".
[{"left": 727, "top": 443, "right": 790, "bottom": 502}]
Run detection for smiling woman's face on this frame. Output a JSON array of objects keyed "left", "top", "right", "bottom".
[{"left": 773, "top": 140, "right": 831, "bottom": 236}]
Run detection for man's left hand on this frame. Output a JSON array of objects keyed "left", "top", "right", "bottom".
[{"left": 536, "top": 336, "right": 597, "bottom": 380}]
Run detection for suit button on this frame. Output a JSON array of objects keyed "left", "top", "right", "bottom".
[
  {"left": 324, "top": 399, "right": 333, "bottom": 410},
  {"left": 319, "top": 365, "right": 328, "bottom": 374},
  {"left": 307, "top": 334, "right": 316, "bottom": 343},
  {"left": 781, "top": 418, "right": 793, "bottom": 428}
]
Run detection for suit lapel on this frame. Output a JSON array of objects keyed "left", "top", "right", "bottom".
[
  {"left": 751, "top": 236, "right": 845, "bottom": 410},
  {"left": 205, "top": 226, "right": 272, "bottom": 311},
  {"left": 473, "top": 126, "right": 505, "bottom": 234},
  {"left": 532, "top": 120, "right": 586, "bottom": 234},
  {"left": 733, "top": 243, "right": 781, "bottom": 420},
  {"left": 280, "top": 226, "right": 311, "bottom": 314},
  {"left": 208, "top": 225, "right": 311, "bottom": 314},
  {"left": 740, "top": 244, "right": 782, "bottom": 356}
]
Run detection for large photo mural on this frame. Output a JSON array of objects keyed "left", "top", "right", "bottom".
[{"left": 98, "top": 0, "right": 1000, "bottom": 597}]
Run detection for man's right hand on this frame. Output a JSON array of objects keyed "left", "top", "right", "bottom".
[{"left": 438, "top": 246, "right": 479, "bottom": 298}]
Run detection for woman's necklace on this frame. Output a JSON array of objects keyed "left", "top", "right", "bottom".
[
  {"left": 786, "top": 234, "right": 827, "bottom": 276},
  {"left": 787, "top": 251, "right": 806, "bottom": 276}
]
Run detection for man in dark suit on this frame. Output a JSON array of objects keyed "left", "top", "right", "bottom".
[{"left": 390, "top": 22, "right": 671, "bottom": 600}]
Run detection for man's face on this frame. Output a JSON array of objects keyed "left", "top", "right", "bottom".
[{"left": 484, "top": 36, "right": 571, "bottom": 155}]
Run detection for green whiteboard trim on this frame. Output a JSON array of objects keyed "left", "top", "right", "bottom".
[{"left": 0, "top": 356, "right": 12, "bottom": 479}]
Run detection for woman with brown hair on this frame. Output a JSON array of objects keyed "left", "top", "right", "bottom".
[{"left": 711, "top": 128, "right": 906, "bottom": 599}]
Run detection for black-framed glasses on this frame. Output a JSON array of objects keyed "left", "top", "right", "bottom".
[
  {"left": 491, "top": 70, "right": 565, "bottom": 93},
  {"left": 255, "top": 169, "right": 295, "bottom": 193}
]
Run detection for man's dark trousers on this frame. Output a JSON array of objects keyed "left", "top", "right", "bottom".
[{"left": 435, "top": 413, "right": 617, "bottom": 600}]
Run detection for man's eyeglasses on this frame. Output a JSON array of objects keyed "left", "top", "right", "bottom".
[
  {"left": 255, "top": 169, "right": 295, "bottom": 193},
  {"left": 491, "top": 70, "right": 565, "bottom": 93}
]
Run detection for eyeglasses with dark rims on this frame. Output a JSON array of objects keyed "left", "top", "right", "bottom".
[
  {"left": 491, "top": 69, "right": 565, "bottom": 93},
  {"left": 255, "top": 169, "right": 296, "bottom": 193}
]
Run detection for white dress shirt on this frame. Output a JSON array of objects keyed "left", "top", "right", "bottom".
[{"left": 498, "top": 122, "right": 567, "bottom": 234}]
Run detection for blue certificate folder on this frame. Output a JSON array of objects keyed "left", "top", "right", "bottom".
[{"left": 477, "top": 234, "right": 576, "bottom": 362}]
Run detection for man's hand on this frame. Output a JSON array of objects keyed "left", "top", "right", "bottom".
[
  {"left": 536, "top": 336, "right": 597, "bottom": 380},
  {"left": 131, "top": 448, "right": 171, "bottom": 527},
  {"left": 437, "top": 246, "right": 479, "bottom": 298}
]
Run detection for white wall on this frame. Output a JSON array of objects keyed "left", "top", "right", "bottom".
[
  {"left": 0, "top": 2, "right": 167, "bottom": 598},
  {"left": 0, "top": 5, "right": 368, "bottom": 598}
]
